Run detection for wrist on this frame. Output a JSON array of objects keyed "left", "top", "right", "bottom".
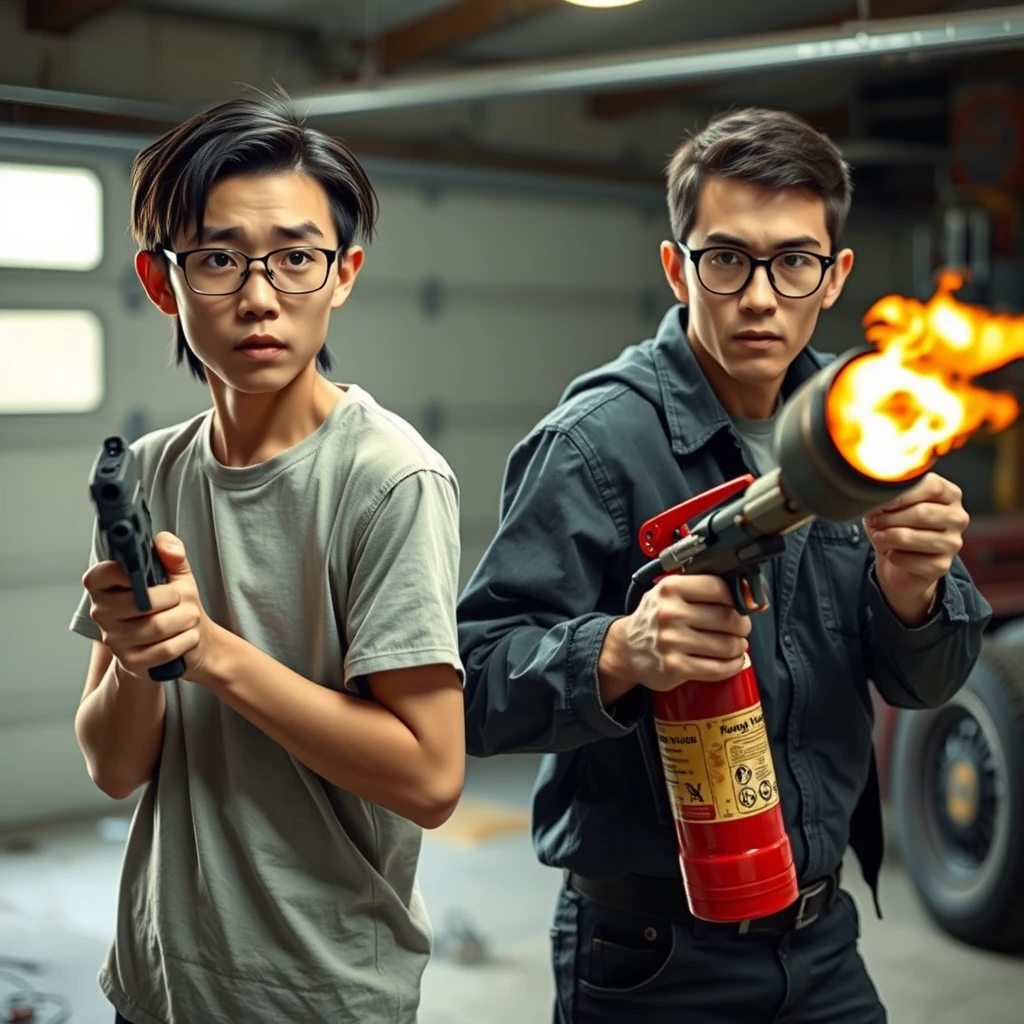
[
  {"left": 880, "top": 579, "right": 939, "bottom": 628},
  {"left": 112, "top": 658, "right": 151, "bottom": 689},
  {"left": 597, "top": 617, "right": 637, "bottom": 707},
  {"left": 189, "top": 622, "right": 238, "bottom": 692}
]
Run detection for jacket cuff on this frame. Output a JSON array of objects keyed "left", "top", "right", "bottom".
[
  {"left": 567, "top": 614, "right": 648, "bottom": 738},
  {"left": 868, "top": 565, "right": 965, "bottom": 650}
]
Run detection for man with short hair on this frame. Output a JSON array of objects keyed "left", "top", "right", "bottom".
[
  {"left": 71, "top": 90, "right": 465, "bottom": 1024},
  {"left": 457, "top": 107, "right": 990, "bottom": 1022}
]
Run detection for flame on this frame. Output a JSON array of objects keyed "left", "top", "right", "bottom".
[{"left": 826, "top": 269, "right": 1024, "bottom": 482}]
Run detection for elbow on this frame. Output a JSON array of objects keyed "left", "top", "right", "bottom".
[
  {"left": 77, "top": 737, "right": 149, "bottom": 802},
  {"left": 411, "top": 764, "right": 466, "bottom": 831},
  {"left": 87, "top": 763, "right": 143, "bottom": 802}
]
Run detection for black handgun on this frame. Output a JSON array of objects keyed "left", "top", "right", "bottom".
[{"left": 88, "top": 435, "right": 186, "bottom": 682}]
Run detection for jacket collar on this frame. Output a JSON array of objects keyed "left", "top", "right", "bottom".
[{"left": 651, "top": 305, "right": 830, "bottom": 457}]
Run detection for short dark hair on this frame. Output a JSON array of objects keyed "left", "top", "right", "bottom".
[
  {"left": 666, "top": 107, "right": 852, "bottom": 251},
  {"left": 130, "top": 87, "right": 378, "bottom": 382}
]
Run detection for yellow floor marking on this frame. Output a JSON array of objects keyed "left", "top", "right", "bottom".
[{"left": 426, "top": 796, "right": 531, "bottom": 847}]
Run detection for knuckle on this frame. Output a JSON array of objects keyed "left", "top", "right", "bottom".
[
  {"left": 662, "top": 653, "right": 686, "bottom": 678},
  {"left": 654, "top": 603, "right": 676, "bottom": 630}
]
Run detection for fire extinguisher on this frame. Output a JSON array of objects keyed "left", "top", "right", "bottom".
[{"left": 632, "top": 476, "right": 800, "bottom": 924}]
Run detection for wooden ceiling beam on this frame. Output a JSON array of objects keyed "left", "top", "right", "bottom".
[
  {"left": 364, "top": 0, "right": 562, "bottom": 74},
  {"left": 25, "top": 0, "right": 124, "bottom": 34}
]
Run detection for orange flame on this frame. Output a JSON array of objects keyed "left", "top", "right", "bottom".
[{"left": 826, "top": 269, "right": 1024, "bottom": 482}]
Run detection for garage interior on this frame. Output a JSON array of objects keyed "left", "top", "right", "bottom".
[{"left": 1, "top": 1, "right": 1024, "bottom": 1022}]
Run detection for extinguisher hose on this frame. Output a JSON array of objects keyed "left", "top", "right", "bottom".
[{"left": 625, "top": 558, "right": 663, "bottom": 615}]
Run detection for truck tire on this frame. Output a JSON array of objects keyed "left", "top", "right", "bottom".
[
  {"left": 992, "top": 617, "right": 1024, "bottom": 647},
  {"left": 890, "top": 640, "right": 1024, "bottom": 950}
]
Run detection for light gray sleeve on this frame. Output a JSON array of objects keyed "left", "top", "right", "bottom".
[
  {"left": 69, "top": 520, "right": 103, "bottom": 642},
  {"left": 343, "top": 468, "right": 463, "bottom": 689}
]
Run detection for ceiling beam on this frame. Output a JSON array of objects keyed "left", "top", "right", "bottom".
[
  {"left": 24, "top": 0, "right": 124, "bottom": 33},
  {"left": 587, "top": 0, "right": 960, "bottom": 119},
  {"left": 364, "top": 0, "right": 561, "bottom": 74}
]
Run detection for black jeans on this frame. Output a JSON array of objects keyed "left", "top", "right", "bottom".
[
  {"left": 550, "top": 878, "right": 886, "bottom": 1023},
  {"left": 115, "top": 1014, "right": 133, "bottom": 1024}
]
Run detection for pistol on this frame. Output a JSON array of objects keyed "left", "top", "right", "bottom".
[{"left": 88, "top": 435, "right": 186, "bottom": 682}]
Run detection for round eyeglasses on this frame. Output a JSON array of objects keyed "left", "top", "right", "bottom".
[
  {"left": 678, "top": 242, "right": 836, "bottom": 299},
  {"left": 161, "top": 246, "right": 341, "bottom": 296}
]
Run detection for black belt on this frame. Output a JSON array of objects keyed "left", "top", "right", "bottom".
[{"left": 566, "top": 868, "right": 840, "bottom": 935}]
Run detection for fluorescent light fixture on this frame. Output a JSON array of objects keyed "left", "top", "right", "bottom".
[{"left": 564, "top": 0, "right": 644, "bottom": 7}]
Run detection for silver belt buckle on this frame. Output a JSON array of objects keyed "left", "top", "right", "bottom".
[{"left": 794, "top": 879, "right": 829, "bottom": 930}]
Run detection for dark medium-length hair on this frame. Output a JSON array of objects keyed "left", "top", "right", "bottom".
[
  {"left": 666, "top": 107, "right": 853, "bottom": 252},
  {"left": 130, "top": 87, "right": 379, "bottom": 382}
]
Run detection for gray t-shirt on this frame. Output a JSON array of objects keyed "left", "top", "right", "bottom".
[
  {"left": 69, "top": 384, "right": 463, "bottom": 1024},
  {"left": 730, "top": 412, "right": 777, "bottom": 478}
]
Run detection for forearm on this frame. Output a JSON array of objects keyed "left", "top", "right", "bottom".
[
  {"left": 75, "top": 661, "right": 166, "bottom": 799},
  {"left": 197, "top": 626, "right": 459, "bottom": 828},
  {"left": 462, "top": 614, "right": 646, "bottom": 756},
  {"left": 598, "top": 617, "right": 641, "bottom": 707}
]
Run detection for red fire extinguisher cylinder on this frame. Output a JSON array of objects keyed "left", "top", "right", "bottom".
[{"left": 651, "top": 656, "right": 798, "bottom": 923}]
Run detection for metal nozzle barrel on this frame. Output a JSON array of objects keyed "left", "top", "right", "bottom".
[{"left": 773, "top": 349, "right": 930, "bottom": 523}]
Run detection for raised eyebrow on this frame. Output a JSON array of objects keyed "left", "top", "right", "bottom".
[
  {"left": 273, "top": 221, "right": 326, "bottom": 242},
  {"left": 196, "top": 225, "right": 243, "bottom": 245}
]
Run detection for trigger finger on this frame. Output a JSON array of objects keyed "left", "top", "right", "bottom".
[
  {"left": 83, "top": 560, "right": 130, "bottom": 592},
  {"left": 734, "top": 614, "right": 753, "bottom": 637},
  {"left": 145, "top": 583, "right": 183, "bottom": 613}
]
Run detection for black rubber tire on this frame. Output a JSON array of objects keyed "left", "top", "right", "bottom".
[
  {"left": 992, "top": 617, "right": 1024, "bottom": 647},
  {"left": 891, "top": 640, "right": 1024, "bottom": 951}
]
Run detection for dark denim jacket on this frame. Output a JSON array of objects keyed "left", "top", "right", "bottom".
[{"left": 457, "top": 306, "right": 991, "bottom": 906}]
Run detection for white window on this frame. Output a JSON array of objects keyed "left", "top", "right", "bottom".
[
  {"left": 0, "top": 310, "right": 104, "bottom": 413},
  {"left": 0, "top": 163, "right": 103, "bottom": 270}
]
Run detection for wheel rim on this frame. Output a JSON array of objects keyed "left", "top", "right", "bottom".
[{"left": 917, "top": 688, "right": 1010, "bottom": 897}]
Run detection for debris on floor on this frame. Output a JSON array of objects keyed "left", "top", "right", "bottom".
[{"left": 433, "top": 910, "right": 491, "bottom": 966}]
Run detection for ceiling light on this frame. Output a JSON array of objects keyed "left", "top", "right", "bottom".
[{"left": 563, "top": 0, "right": 645, "bottom": 8}]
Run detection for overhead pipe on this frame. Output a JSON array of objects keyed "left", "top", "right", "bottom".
[
  {"left": 292, "top": 6, "right": 1024, "bottom": 117},
  {"left": 0, "top": 6, "right": 1021, "bottom": 123},
  {"left": 0, "top": 83, "right": 184, "bottom": 121}
]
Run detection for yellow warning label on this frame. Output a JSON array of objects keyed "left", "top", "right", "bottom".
[{"left": 654, "top": 702, "right": 780, "bottom": 823}]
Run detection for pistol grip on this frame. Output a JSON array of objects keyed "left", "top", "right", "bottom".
[
  {"left": 149, "top": 656, "right": 186, "bottom": 682},
  {"left": 731, "top": 569, "right": 769, "bottom": 616}
]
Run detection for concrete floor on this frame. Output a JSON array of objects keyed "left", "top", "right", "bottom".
[{"left": 1, "top": 754, "right": 1022, "bottom": 1024}]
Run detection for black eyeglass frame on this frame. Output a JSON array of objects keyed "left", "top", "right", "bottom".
[
  {"left": 159, "top": 244, "right": 343, "bottom": 296},
  {"left": 676, "top": 241, "right": 837, "bottom": 299}
]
